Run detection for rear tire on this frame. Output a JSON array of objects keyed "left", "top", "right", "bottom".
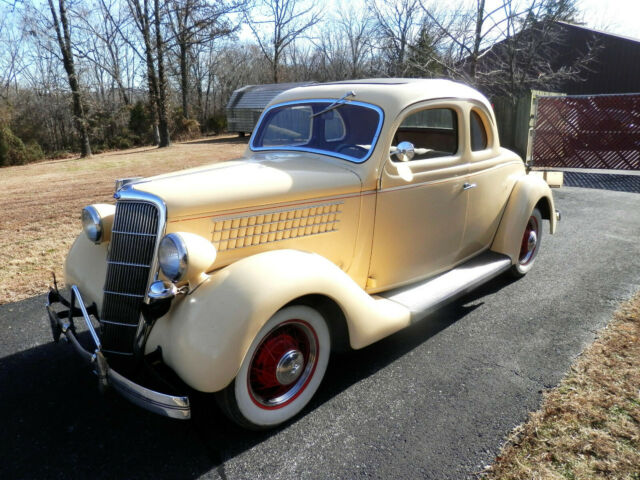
[
  {"left": 216, "top": 305, "right": 330, "bottom": 429},
  {"left": 510, "top": 208, "right": 543, "bottom": 278}
]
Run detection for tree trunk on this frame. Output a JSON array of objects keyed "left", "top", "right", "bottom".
[
  {"left": 273, "top": 50, "right": 279, "bottom": 83},
  {"left": 48, "top": 0, "right": 92, "bottom": 157},
  {"left": 155, "top": 0, "right": 170, "bottom": 147},
  {"left": 141, "top": 18, "right": 161, "bottom": 145},
  {"left": 180, "top": 41, "right": 189, "bottom": 118},
  {"left": 470, "top": 0, "right": 486, "bottom": 81}
]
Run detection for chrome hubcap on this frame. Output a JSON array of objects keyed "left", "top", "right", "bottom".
[
  {"left": 526, "top": 230, "right": 537, "bottom": 253},
  {"left": 519, "top": 216, "right": 539, "bottom": 265},
  {"left": 248, "top": 321, "right": 318, "bottom": 408},
  {"left": 276, "top": 349, "right": 304, "bottom": 385}
]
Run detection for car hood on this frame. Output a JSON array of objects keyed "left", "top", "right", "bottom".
[{"left": 129, "top": 151, "right": 363, "bottom": 219}]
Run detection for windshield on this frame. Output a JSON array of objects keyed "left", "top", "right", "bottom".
[{"left": 250, "top": 100, "right": 384, "bottom": 163}]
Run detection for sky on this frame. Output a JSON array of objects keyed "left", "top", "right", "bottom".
[{"left": 578, "top": 0, "right": 640, "bottom": 39}]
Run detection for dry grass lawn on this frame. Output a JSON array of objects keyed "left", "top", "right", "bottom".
[
  {"left": 483, "top": 292, "right": 640, "bottom": 480},
  {"left": 0, "top": 135, "right": 247, "bottom": 305}
]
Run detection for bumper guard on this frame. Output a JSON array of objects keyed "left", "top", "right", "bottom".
[{"left": 46, "top": 285, "right": 191, "bottom": 420}]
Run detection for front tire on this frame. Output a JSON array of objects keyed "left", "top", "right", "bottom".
[
  {"left": 216, "top": 305, "right": 330, "bottom": 429},
  {"left": 510, "top": 207, "right": 543, "bottom": 278}
]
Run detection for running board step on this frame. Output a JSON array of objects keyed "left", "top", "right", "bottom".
[{"left": 379, "top": 252, "right": 512, "bottom": 322}]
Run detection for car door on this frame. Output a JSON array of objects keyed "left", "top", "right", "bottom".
[
  {"left": 367, "top": 102, "right": 468, "bottom": 292},
  {"left": 460, "top": 106, "right": 523, "bottom": 259}
]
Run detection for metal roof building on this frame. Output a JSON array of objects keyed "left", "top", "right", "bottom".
[{"left": 226, "top": 82, "right": 313, "bottom": 135}]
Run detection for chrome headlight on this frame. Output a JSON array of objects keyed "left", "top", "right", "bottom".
[
  {"left": 158, "top": 232, "right": 217, "bottom": 284},
  {"left": 82, "top": 205, "right": 115, "bottom": 244},
  {"left": 158, "top": 233, "right": 188, "bottom": 282}
]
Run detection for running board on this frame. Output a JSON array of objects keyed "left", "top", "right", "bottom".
[{"left": 379, "top": 252, "right": 512, "bottom": 322}]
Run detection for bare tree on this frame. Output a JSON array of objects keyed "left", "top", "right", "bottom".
[
  {"left": 46, "top": 0, "right": 92, "bottom": 157},
  {"left": 337, "top": 7, "right": 375, "bottom": 79},
  {"left": 313, "top": 5, "right": 375, "bottom": 80},
  {"left": 0, "top": 7, "right": 24, "bottom": 99},
  {"left": 74, "top": 0, "right": 136, "bottom": 106},
  {"left": 166, "top": 0, "right": 245, "bottom": 119},
  {"left": 245, "top": 0, "right": 323, "bottom": 83},
  {"left": 127, "top": 0, "right": 170, "bottom": 146},
  {"left": 372, "top": 0, "right": 423, "bottom": 77},
  {"left": 480, "top": 0, "right": 597, "bottom": 100},
  {"left": 418, "top": 0, "right": 593, "bottom": 99}
]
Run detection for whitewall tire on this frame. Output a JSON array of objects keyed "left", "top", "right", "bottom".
[{"left": 216, "top": 305, "right": 330, "bottom": 429}]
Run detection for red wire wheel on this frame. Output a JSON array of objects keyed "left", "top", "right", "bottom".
[
  {"left": 247, "top": 320, "right": 319, "bottom": 409},
  {"left": 510, "top": 207, "right": 543, "bottom": 278},
  {"left": 518, "top": 214, "right": 539, "bottom": 265}
]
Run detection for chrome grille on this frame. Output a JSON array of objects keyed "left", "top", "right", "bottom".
[{"left": 100, "top": 201, "right": 159, "bottom": 355}]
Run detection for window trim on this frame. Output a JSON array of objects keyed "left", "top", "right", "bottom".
[
  {"left": 390, "top": 106, "right": 461, "bottom": 163},
  {"left": 469, "top": 108, "right": 491, "bottom": 152},
  {"left": 250, "top": 99, "right": 385, "bottom": 164}
]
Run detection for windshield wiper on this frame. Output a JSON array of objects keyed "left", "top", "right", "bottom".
[{"left": 311, "top": 91, "right": 356, "bottom": 118}]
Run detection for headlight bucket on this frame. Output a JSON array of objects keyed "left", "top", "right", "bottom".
[
  {"left": 158, "top": 234, "right": 188, "bottom": 282},
  {"left": 82, "top": 204, "right": 115, "bottom": 244},
  {"left": 158, "top": 232, "right": 216, "bottom": 285}
]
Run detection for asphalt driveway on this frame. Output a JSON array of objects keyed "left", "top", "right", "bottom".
[{"left": 1, "top": 187, "right": 639, "bottom": 479}]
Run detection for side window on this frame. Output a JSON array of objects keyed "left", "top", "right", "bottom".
[
  {"left": 392, "top": 108, "right": 458, "bottom": 161},
  {"left": 470, "top": 110, "right": 488, "bottom": 151}
]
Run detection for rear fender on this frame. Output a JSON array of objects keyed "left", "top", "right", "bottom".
[{"left": 491, "top": 174, "right": 556, "bottom": 263}]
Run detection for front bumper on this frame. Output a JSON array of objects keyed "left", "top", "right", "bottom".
[{"left": 46, "top": 285, "right": 191, "bottom": 420}]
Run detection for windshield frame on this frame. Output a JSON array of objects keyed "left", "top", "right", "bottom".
[{"left": 249, "top": 99, "right": 385, "bottom": 164}]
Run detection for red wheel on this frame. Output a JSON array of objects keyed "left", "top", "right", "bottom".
[
  {"left": 511, "top": 208, "right": 543, "bottom": 277},
  {"left": 216, "top": 305, "right": 330, "bottom": 429},
  {"left": 248, "top": 320, "right": 318, "bottom": 409}
]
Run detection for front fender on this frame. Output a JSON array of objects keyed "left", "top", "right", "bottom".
[
  {"left": 146, "top": 249, "right": 410, "bottom": 393},
  {"left": 64, "top": 233, "right": 109, "bottom": 311},
  {"left": 491, "top": 173, "right": 556, "bottom": 262}
]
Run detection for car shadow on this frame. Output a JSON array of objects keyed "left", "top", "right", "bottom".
[{"left": 0, "top": 274, "right": 517, "bottom": 479}]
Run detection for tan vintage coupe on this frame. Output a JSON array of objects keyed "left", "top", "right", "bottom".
[{"left": 46, "top": 79, "right": 559, "bottom": 429}]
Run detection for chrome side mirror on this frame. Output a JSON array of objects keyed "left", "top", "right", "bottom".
[{"left": 394, "top": 141, "right": 415, "bottom": 162}]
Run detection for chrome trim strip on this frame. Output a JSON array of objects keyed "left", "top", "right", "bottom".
[
  {"left": 106, "top": 260, "right": 151, "bottom": 268},
  {"left": 71, "top": 285, "right": 101, "bottom": 349},
  {"left": 249, "top": 99, "right": 385, "bottom": 164},
  {"left": 103, "top": 290, "right": 145, "bottom": 298},
  {"left": 101, "top": 349, "right": 135, "bottom": 356},
  {"left": 100, "top": 319, "right": 140, "bottom": 327},
  {"left": 111, "top": 230, "right": 158, "bottom": 237}
]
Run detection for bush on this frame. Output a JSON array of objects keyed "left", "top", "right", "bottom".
[
  {"left": 171, "top": 108, "right": 201, "bottom": 141},
  {"left": 206, "top": 114, "right": 227, "bottom": 134},
  {"left": 24, "top": 141, "right": 44, "bottom": 162},
  {"left": 0, "top": 126, "right": 43, "bottom": 167},
  {"left": 112, "top": 135, "right": 133, "bottom": 150},
  {"left": 128, "top": 101, "right": 153, "bottom": 143}
]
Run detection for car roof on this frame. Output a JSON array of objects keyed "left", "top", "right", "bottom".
[{"left": 269, "top": 78, "right": 493, "bottom": 118}]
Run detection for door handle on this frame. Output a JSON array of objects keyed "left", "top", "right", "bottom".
[{"left": 463, "top": 182, "right": 477, "bottom": 190}]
